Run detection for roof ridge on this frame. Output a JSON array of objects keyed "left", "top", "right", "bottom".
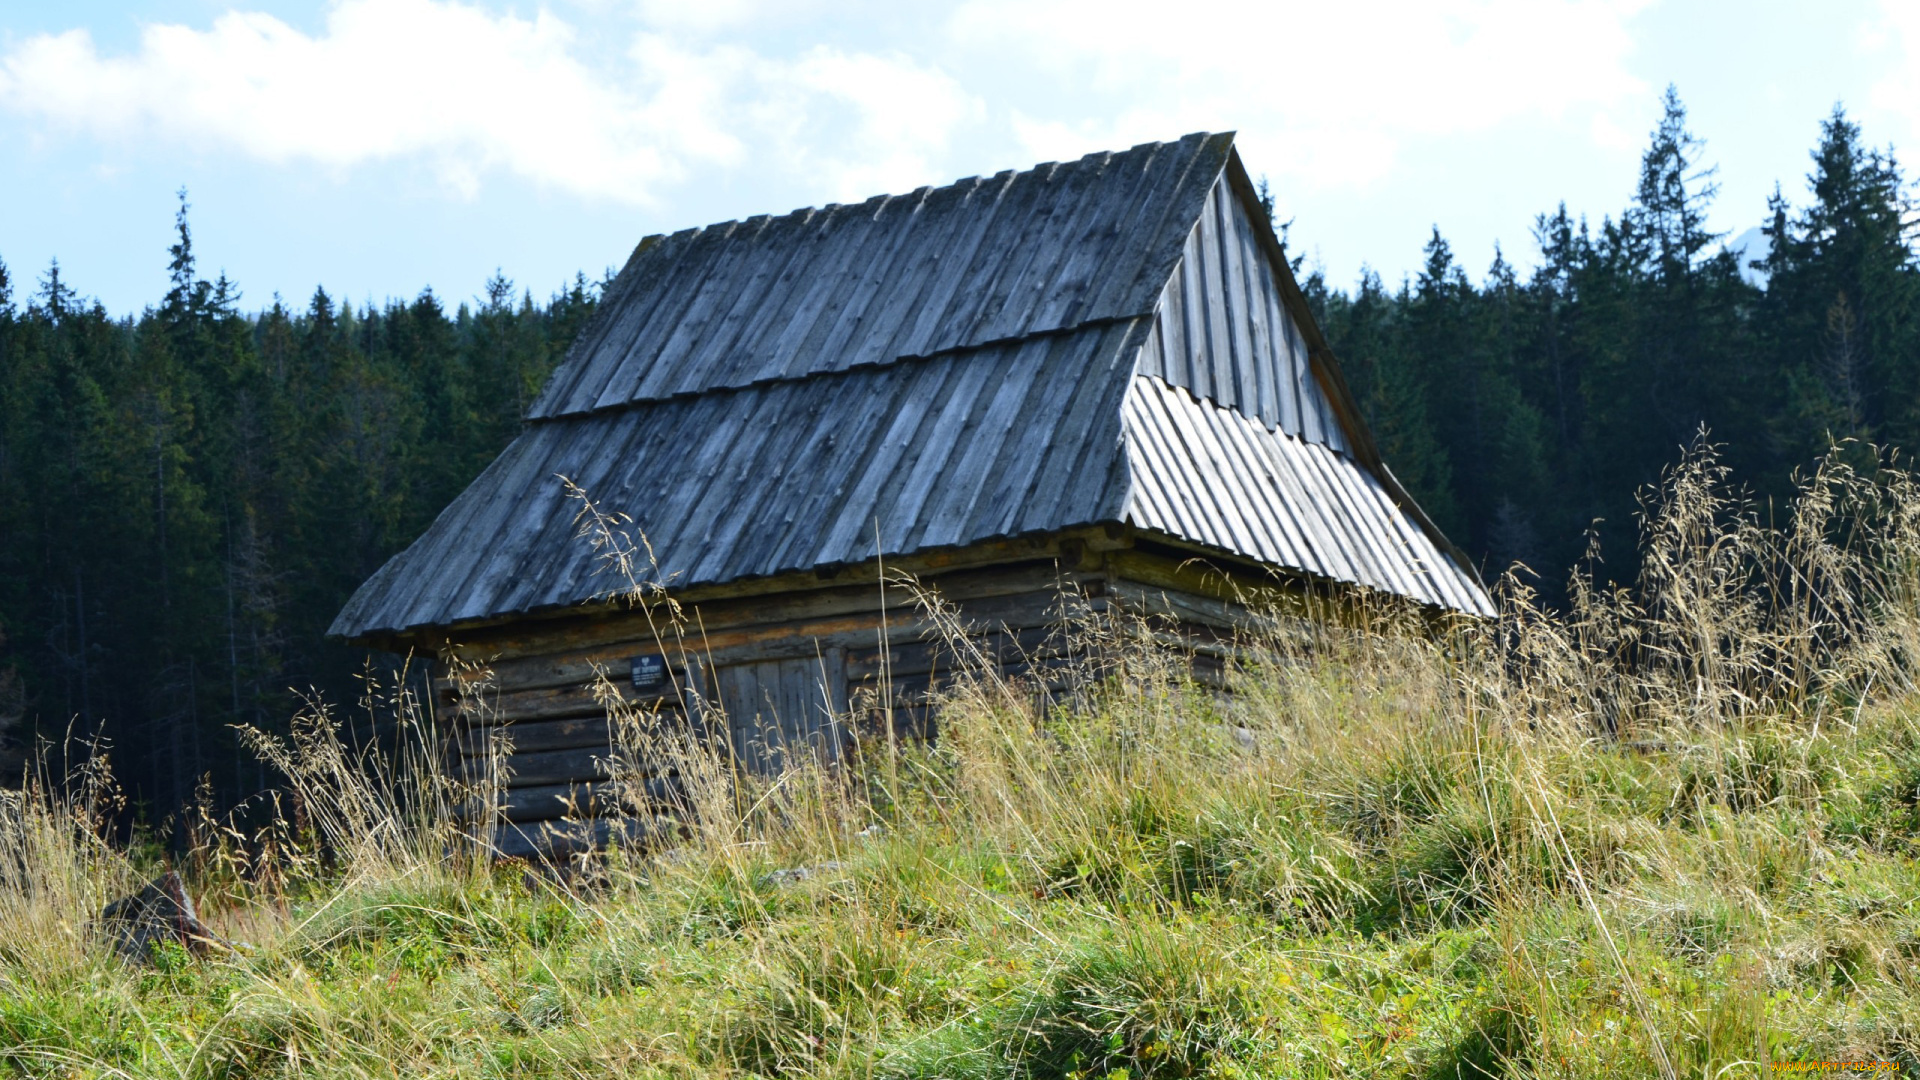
[{"left": 616, "top": 132, "right": 1227, "bottom": 248}]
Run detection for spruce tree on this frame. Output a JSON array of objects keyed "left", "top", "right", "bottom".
[{"left": 1761, "top": 108, "right": 1919, "bottom": 463}]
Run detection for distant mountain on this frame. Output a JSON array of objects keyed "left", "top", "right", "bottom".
[{"left": 1723, "top": 225, "right": 1771, "bottom": 287}]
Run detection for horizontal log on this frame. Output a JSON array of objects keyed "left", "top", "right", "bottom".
[
  {"left": 845, "top": 640, "right": 944, "bottom": 682},
  {"left": 846, "top": 623, "right": 1065, "bottom": 680},
  {"left": 441, "top": 622, "right": 903, "bottom": 698},
  {"left": 467, "top": 741, "right": 730, "bottom": 791},
  {"left": 1105, "top": 545, "right": 1310, "bottom": 612},
  {"left": 464, "top": 776, "right": 686, "bottom": 824},
  {"left": 434, "top": 572, "right": 1113, "bottom": 699},
  {"left": 460, "top": 746, "right": 618, "bottom": 789},
  {"left": 1104, "top": 577, "right": 1247, "bottom": 631},
  {"left": 492, "top": 782, "right": 607, "bottom": 823},
  {"left": 451, "top": 680, "right": 685, "bottom": 727},
  {"left": 457, "top": 715, "right": 614, "bottom": 758},
  {"left": 491, "top": 816, "right": 670, "bottom": 862},
  {"left": 430, "top": 554, "right": 1112, "bottom": 665}
]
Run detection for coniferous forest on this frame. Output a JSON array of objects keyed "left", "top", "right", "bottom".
[{"left": 1, "top": 92, "right": 1915, "bottom": 822}]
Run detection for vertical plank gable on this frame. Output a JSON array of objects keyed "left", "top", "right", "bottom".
[{"left": 1133, "top": 171, "right": 1359, "bottom": 458}]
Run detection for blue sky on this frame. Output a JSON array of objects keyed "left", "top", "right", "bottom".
[{"left": 2, "top": 0, "right": 1915, "bottom": 316}]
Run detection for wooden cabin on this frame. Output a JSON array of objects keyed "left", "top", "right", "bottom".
[{"left": 331, "top": 132, "right": 1491, "bottom": 858}]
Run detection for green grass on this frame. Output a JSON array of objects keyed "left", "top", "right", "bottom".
[
  {"left": 6, "top": 700, "right": 1920, "bottom": 1077},
  {"left": 5, "top": 445, "right": 1920, "bottom": 1078}
]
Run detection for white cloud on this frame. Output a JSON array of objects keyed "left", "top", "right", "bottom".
[
  {"left": 628, "top": 0, "right": 777, "bottom": 34},
  {"left": 0, "top": 0, "right": 979, "bottom": 205},
  {"left": 1866, "top": 0, "right": 1920, "bottom": 152},
  {"left": 630, "top": 0, "right": 751, "bottom": 32},
  {"left": 0, "top": 0, "right": 1654, "bottom": 212},
  {"left": 0, "top": 2, "right": 682, "bottom": 201},
  {"left": 775, "top": 47, "right": 984, "bottom": 201},
  {"left": 947, "top": 0, "right": 1652, "bottom": 189}
]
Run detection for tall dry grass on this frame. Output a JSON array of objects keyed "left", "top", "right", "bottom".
[{"left": 2, "top": 439, "right": 1919, "bottom": 1077}]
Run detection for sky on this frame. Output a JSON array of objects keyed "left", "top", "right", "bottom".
[{"left": 1, "top": 0, "right": 1916, "bottom": 317}]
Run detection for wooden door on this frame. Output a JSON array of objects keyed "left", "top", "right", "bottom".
[{"left": 708, "top": 650, "right": 848, "bottom": 773}]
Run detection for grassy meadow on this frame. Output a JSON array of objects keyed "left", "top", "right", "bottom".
[{"left": 6, "top": 443, "right": 1920, "bottom": 1078}]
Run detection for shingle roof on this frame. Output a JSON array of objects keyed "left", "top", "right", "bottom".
[
  {"left": 532, "top": 133, "right": 1234, "bottom": 418},
  {"left": 336, "top": 321, "right": 1144, "bottom": 637},
  {"left": 1123, "top": 376, "right": 1490, "bottom": 614},
  {"left": 332, "top": 133, "right": 1490, "bottom": 640}
]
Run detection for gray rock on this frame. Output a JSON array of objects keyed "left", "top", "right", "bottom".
[
  {"left": 760, "top": 861, "right": 846, "bottom": 888},
  {"left": 1217, "top": 724, "right": 1259, "bottom": 751}
]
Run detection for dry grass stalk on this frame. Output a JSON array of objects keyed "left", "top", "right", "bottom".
[{"left": 0, "top": 440, "right": 1917, "bottom": 1075}]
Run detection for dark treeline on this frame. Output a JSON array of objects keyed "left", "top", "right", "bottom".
[
  {"left": 0, "top": 199, "right": 599, "bottom": 819},
  {"left": 1, "top": 89, "right": 1916, "bottom": 821},
  {"left": 1305, "top": 91, "right": 1919, "bottom": 582}
]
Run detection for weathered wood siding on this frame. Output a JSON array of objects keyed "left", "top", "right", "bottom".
[{"left": 433, "top": 531, "right": 1303, "bottom": 857}]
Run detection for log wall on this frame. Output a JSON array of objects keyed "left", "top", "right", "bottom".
[{"left": 399, "top": 527, "right": 1314, "bottom": 860}]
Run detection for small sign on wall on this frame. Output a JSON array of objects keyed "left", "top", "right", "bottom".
[{"left": 630, "top": 654, "right": 669, "bottom": 692}]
